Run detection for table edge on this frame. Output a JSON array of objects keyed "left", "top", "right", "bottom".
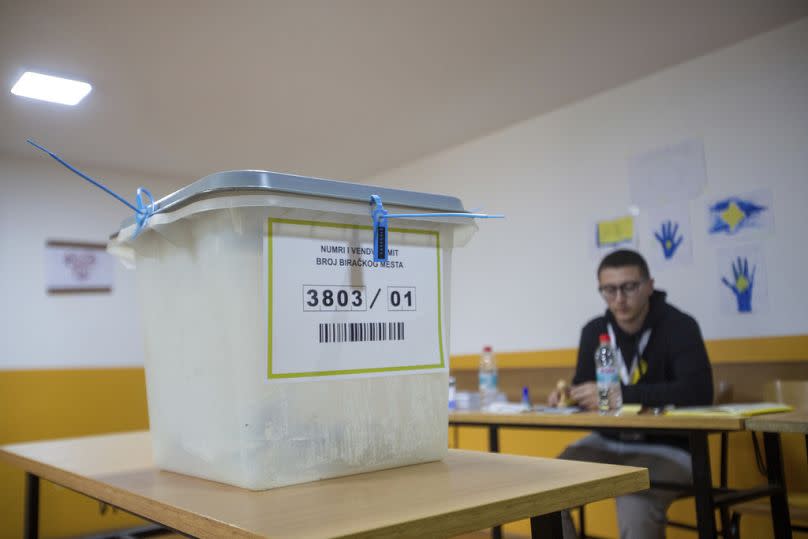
[
  {"left": 1, "top": 442, "right": 649, "bottom": 539},
  {"left": 0, "top": 449, "right": 257, "bottom": 539},
  {"left": 448, "top": 412, "right": 746, "bottom": 431}
]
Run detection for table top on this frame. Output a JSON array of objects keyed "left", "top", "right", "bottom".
[
  {"left": 745, "top": 411, "right": 808, "bottom": 434},
  {"left": 1, "top": 431, "right": 648, "bottom": 539},
  {"left": 449, "top": 410, "right": 746, "bottom": 431}
]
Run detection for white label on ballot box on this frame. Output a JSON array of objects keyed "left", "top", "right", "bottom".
[{"left": 266, "top": 218, "right": 445, "bottom": 380}]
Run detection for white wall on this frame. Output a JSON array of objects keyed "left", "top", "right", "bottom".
[
  {"left": 2, "top": 20, "right": 805, "bottom": 368},
  {"left": 0, "top": 152, "right": 183, "bottom": 369},
  {"left": 369, "top": 19, "right": 808, "bottom": 356}
]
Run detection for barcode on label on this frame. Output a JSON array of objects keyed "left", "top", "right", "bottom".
[{"left": 319, "top": 322, "right": 405, "bottom": 343}]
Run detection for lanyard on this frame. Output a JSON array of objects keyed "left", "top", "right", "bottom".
[{"left": 607, "top": 323, "right": 651, "bottom": 386}]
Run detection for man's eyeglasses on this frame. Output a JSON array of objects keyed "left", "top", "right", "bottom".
[{"left": 598, "top": 280, "right": 646, "bottom": 300}]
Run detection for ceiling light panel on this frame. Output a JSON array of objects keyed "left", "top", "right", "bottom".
[{"left": 10, "top": 71, "right": 92, "bottom": 106}]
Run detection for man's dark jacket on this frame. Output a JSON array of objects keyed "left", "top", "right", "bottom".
[{"left": 572, "top": 290, "right": 713, "bottom": 449}]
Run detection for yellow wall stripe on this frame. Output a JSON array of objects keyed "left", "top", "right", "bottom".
[
  {"left": 0, "top": 368, "right": 150, "bottom": 538},
  {"left": 450, "top": 334, "right": 808, "bottom": 370},
  {"left": 1, "top": 333, "right": 806, "bottom": 536}
]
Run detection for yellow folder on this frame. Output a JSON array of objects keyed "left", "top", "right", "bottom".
[{"left": 665, "top": 402, "right": 793, "bottom": 417}]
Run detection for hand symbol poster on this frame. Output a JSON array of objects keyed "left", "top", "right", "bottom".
[
  {"left": 643, "top": 202, "right": 693, "bottom": 268},
  {"left": 717, "top": 244, "right": 768, "bottom": 315},
  {"left": 655, "top": 221, "right": 683, "bottom": 259}
]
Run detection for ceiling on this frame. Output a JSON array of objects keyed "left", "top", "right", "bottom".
[{"left": 1, "top": 1, "right": 806, "bottom": 182}]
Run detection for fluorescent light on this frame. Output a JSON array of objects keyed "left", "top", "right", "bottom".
[{"left": 10, "top": 71, "right": 92, "bottom": 106}]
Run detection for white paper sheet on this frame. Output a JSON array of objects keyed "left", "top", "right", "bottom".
[
  {"left": 589, "top": 215, "right": 637, "bottom": 260},
  {"left": 628, "top": 139, "right": 707, "bottom": 208},
  {"left": 268, "top": 218, "right": 444, "bottom": 381}
]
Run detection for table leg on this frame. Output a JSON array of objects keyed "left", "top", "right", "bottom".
[
  {"left": 763, "top": 432, "right": 792, "bottom": 539},
  {"left": 489, "top": 425, "right": 502, "bottom": 539},
  {"left": 489, "top": 425, "right": 500, "bottom": 453},
  {"left": 718, "top": 432, "right": 732, "bottom": 538},
  {"left": 689, "top": 431, "right": 717, "bottom": 539},
  {"left": 530, "top": 512, "right": 563, "bottom": 538},
  {"left": 24, "top": 473, "right": 39, "bottom": 539}
]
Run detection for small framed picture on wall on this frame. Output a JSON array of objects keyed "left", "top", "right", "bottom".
[{"left": 45, "top": 240, "right": 114, "bottom": 294}]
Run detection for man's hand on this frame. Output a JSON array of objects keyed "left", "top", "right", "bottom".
[
  {"left": 570, "top": 382, "right": 599, "bottom": 411},
  {"left": 548, "top": 379, "right": 570, "bottom": 407}
]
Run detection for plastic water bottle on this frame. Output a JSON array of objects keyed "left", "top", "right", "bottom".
[
  {"left": 478, "top": 345, "right": 498, "bottom": 411},
  {"left": 595, "top": 334, "right": 622, "bottom": 413},
  {"left": 448, "top": 376, "right": 457, "bottom": 411}
]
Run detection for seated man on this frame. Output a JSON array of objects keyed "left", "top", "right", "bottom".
[{"left": 549, "top": 249, "right": 713, "bottom": 539}]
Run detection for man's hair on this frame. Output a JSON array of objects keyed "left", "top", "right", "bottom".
[{"left": 598, "top": 249, "right": 650, "bottom": 279}]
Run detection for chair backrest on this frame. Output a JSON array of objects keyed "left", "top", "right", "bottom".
[
  {"left": 715, "top": 380, "right": 734, "bottom": 405},
  {"left": 763, "top": 380, "right": 808, "bottom": 410}
]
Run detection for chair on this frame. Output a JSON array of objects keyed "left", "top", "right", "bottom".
[
  {"left": 730, "top": 379, "right": 808, "bottom": 536},
  {"left": 766, "top": 379, "right": 808, "bottom": 409}
]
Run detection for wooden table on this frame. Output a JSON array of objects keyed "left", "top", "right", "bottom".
[
  {"left": 450, "top": 411, "right": 792, "bottom": 539},
  {"left": 746, "top": 411, "right": 808, "bottom": 532},
  {"left": 0, "top": 431, "right": 649, "bottom": 539},
  {"left": 746, "top": 411, "right": 808, "bottom": 435}
]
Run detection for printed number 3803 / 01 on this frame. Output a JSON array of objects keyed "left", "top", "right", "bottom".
[{"left": 303, "top": 286, "right": 367, "bottom": 311}]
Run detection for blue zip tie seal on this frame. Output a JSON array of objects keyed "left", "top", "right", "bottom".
[
  {"left": 134, "top": 187, "right": 155, "bottom": 237},
  {"left": 370, "top": 195, "right": 389, "bottom": 262},
  {"left": 369, "top": 194, "right": 503, "bottom": 261},
  {"left": 26, "top": 139, "right": 155, "bottom": 238}
]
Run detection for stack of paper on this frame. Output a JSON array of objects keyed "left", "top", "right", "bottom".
[{"left": 666, "top": 402, "right": 793, "bottom": 417}]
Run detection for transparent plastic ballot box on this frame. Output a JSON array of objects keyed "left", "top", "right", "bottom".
[{"left": 109, "top": 169, "right": 476, "bottom": 490}]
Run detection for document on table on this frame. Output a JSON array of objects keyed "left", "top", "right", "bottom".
[
  {"left": 666, "top": 402, "right": 792, "bottom": 417},
  {"left": 533, "top": 406, "right": 581, "bottom": 415}
]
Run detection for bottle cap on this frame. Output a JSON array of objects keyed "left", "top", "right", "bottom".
[
  {"left": 599, "top": 333, "right": 610, "bottom": 344},
  {"left": 483, "top": 345, "right": 492, "bottom": 353}
]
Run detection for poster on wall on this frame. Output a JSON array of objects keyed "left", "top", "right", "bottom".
[
  {"left": 590, "top": 215, "right": 636, "bottom": 259},
  {"left": 706, "top": 188, "right": 774, "bottom": 242},
  {"left": 716, "top": 244, "right": 768, "bottom": 315},
  {"left": 628, "top": 138, "right": 707, "bottom": 208},
  {"left": 45, "top": 240, "right": 114, "bottom": 294},
  {"left": 643, "top": 202, "right": 693, "bottom": 268}
]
